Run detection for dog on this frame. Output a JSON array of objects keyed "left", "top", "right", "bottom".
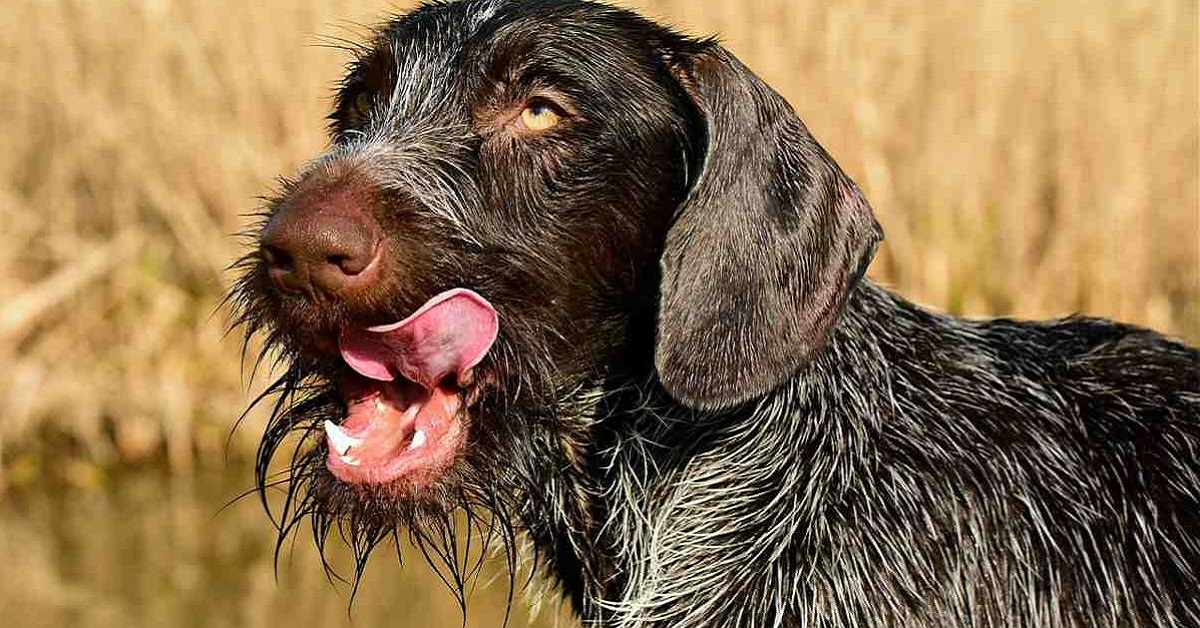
[{"left": 230, "top": 1, "right": 1200, "bottom": 626}]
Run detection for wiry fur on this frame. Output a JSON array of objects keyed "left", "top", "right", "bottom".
[
  {"left": 586, "top": 285, "right": 1199, "bottom": 627},
  {"left": 229, "top": 1, "right": 1200, "bottom": 627}
]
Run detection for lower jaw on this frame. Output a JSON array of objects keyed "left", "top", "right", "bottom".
[{"left": 325, "top": 381, "right": 466, "bottom": 486}]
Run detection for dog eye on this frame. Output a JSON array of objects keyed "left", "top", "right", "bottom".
[
  {"left": 518, "top": 99, "right": 562, "bottom": 132},
  {"left": 352, "top": 91, "right": 374, "bottom": 118}
]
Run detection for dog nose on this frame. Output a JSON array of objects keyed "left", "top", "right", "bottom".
[{"left": 260, "top": 199, "right": 381, "bottom": 297}]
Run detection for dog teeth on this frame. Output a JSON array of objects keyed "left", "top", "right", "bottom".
[
  {"left": 324, "top": 420, "right": 363, "bottom": 456},
  {"left": 457, "top": 368, "right": 475, "bottom": 387},
  {"left": 409, "top": 429, "right": 428, "bottom": 450}
]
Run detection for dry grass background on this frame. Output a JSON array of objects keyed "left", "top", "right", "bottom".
[{"left": 0, "top": 0, "right": 1196, "bottom": 483}]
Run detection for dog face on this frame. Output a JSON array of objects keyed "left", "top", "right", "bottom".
[{"left": 232, "top": 0, "right": 880, "bottom": 582}]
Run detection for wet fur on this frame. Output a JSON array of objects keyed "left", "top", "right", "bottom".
[{"left": 230, "top": 1, "right": 1200, "bottom": 626}]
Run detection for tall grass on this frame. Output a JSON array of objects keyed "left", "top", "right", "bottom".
[{"left": 1, "top": 0, "right": 1196, "bottom": 483}]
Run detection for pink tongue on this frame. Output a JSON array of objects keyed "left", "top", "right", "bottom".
[{"left": 339, "top": 289, "right": 499, "bottom": 389}]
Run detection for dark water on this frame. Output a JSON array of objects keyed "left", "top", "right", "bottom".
[{"left": 0, "top": 465, "right": 569, "bottom": 628}]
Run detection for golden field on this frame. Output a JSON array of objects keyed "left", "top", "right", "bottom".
[
  {"left": 0, "top": 0, "right": 1196, "bottom": 478},
  {"left": 0, "top": 2, "right": 1195, "bottom": 626}
]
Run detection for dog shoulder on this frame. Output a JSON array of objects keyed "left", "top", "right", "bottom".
[{"left": 974, "top": 315, "right": 1199, "bottom": 409}]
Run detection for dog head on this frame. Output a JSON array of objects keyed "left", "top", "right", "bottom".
[{"left": 231, "top": 0, "right": 880, "bottom": 586}]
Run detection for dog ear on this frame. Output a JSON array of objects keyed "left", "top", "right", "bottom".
[{"left": 655, "top": 43, "right": 883, "bottom": 411}]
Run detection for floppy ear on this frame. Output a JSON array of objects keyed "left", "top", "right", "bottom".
[{"left": 655, "top": 43, "right": 883, "bottom": 411}]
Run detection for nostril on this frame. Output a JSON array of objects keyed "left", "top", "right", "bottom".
[
  {"left": 259, "top": 188, "right": 382, "bottom": 296},
  {"left": 261, "top": 245, "right": 294, "bottom": 270},
  {"left": 327, "top": 250, "right": 373, "bottom": 276}
]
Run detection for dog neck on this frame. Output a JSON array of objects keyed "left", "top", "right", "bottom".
[{"left": 521, "top": 280, "right": 905, "bottom": 625}]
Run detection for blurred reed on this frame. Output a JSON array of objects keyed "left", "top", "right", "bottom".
[
  {"left": 0, "top": 465, "right": 564, "bottom": 627},
  {"left": 0, "top": 0, "right": 1195, "bottom": 484}
]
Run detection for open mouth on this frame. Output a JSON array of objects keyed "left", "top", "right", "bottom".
[{"left": 323, "top": 288, "right": 498, "bottom": 486}]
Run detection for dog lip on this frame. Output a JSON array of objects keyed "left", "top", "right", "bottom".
[
  {"left": 306, "top": 333, "right": 342, "bottom": 358},
  {"left": 325, "top": 375, "right": 466, "bottom": 485}
]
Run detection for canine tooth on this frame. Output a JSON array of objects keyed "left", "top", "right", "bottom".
[
  {"left": 457, "top": 368, "right": 475, "bottom": 387},
  {"left": 324, "top": 420, "right": 362, "bottom": 456},
  {"left": 340, "top": 454, "right": 361, "bottom": 467},
  {"left": 409, "top": 429, "right": 428, "bottom": 450}
]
